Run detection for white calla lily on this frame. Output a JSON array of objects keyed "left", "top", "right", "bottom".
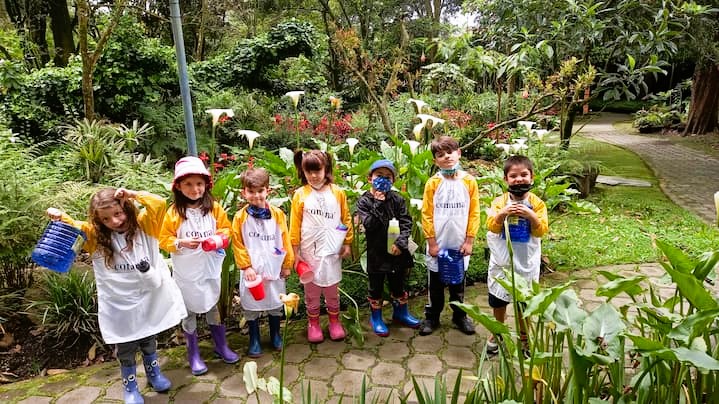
[
  {"left": 511, "top": 142, "right": 528, "bottom": 152},
  {"left": 407, "top": 98, "right": 428, "bottom": 114},
  {"left": 405, "top": 140, "right": 420, "bottom": 155},
  {"left": 206, "top": 109, "right": 234, "bottom": 126},
  {"left": 531, "top": 129, "right": 549, "bottom": 140},
  {"left": 518, "top": 120, "right": 536, "bottom": 131},
  {"left": 410, "top": 198, "right": 423, "bottom": 210},
  {"left": 238, "top": 130, "right": 261, "bottom": 149},
  {"left": 285, "top": 91, "right": 305, "bottom": 108},
  {"left": 346, "top": 137, "right": 359, "bottom": 155},
  {"left": 514, "top": 137, "right": 528, "bottom": 146},
  {"left": 416, "top": 114, "right": 445, "bottom": 127},
  {"left": 495, "top": 143, "right": 511, "bottom": 153},
  {"left": 413, "top": 123, "right": 426, "bottom": 140}
]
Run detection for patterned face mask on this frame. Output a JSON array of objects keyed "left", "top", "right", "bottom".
[
  {"left": 372, "top": 176, "right": 393, "bottom": 193},
  {"left": 440, "top": 163, "right": 460, "bottom": 177}
]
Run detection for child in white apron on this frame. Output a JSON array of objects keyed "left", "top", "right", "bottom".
[
  {"left": 290, "top": 150, "right": 353, "bottom": 343},
  {"left": 420, "top": 136, "right": 481, "bottom": 336},
  {"left": 159, "top": 156, "right": 238, "bottom": 375},
  {"left": 48, "top": 188, "right": 186, "bottom": 404},
  {"left": 231, "top": 167, "right": 294, "bottom": 357}
]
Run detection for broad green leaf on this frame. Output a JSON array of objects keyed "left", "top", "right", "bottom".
[
  {"left": 524, "top": 281, "right": 574, "bottom": 317},
  {"left": 545, "top": 289, "right": 586, "bottom": 332},
  {"left": 663, "top": 264, "right": 718, "bottom": 310},
  {"left": 655, "top": 239, "right": 695, "bottom": 274},
  {"left": 596, "top": 275, "right": 646, "bottom": 300},
  {"left": 627, "top": 54, "right": 636, "bottom": 70},
  {"left": 625, "top": 334, "right": 665, "bottom": 351},
  {"left": 671, "top": 347, "right": 719, "bottom": 370},
  {"left": 667, "top": 309, "right": 719, "bottom": 344},
  {"left": 693, "top": 250, "right": 719, "bottom": 281},
  {"left": 582, "top": 303, "right": 625, "bottom": 357},
  {"left": 452, "top": 302, "right": 510, "bottom": 335}
]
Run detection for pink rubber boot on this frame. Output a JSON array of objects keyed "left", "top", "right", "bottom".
[
  {"left": 307, "top": 313, "right": 324, "bottom": 343},
  {"left": 327, "top": 311, "right": 346, "bottom": 341}
]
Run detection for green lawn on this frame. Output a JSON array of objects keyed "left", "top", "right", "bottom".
[{"left": 546, "top": 135, "right": 719, "bottom": 271}]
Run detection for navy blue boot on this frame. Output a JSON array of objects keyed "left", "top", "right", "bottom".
[
  {"left": 392, "top": 294, "right": 421, "bottom": 329},
  {"left": 143, "top": 352, "right": 171, "bottom": 392},
  {"left": 268, "top": 315, "right": 283, "bottom": 351},
  {"left": 369, "top": 299, "right": 389, "bottom": 337},
  {"left": 120, "top": 365, "right": 144, "bottom": 404},
  {"left": 247, "top": 320, "right": 262, "bottom": 358}
]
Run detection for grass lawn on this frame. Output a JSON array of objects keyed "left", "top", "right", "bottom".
[{"left": 545, "top": 135, "right": 719, "bottom": 271}]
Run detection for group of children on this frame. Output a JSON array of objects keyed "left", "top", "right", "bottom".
[{"left": 46, "top": 135, "right": 547, "bottom": 404}]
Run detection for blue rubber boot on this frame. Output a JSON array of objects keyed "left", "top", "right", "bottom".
[
  {"left": 369, "top": 299, "right": 389, "bottom": 337},
  {"left": 143, "top": 352, "right": 171, "bottom": 392},
  {"left": 268, "top": 315, "right": 283, "bottom": 351},
  {"left": 183, "top": 331, "right": 208, "bottom": 375},
  {"left": 120, "top": 365, "right": 144, "bottom": 404},
  {"left": 210, "top": 324, "right": 240, "bottom": 364},
  {"left": 392, "top": 294, "right": 421, "bottom": 329},
  {"left": 247, "top": 320, "right": 263, "bottom": 358}
]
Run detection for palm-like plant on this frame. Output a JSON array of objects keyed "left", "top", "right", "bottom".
[{"left": 61, "top": 119, "right": 125, "bottom": 183}]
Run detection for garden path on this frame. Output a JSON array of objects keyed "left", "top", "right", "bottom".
[
  {"left": 2, "top": 113, "right": 719, "bottom": 403},
  {"left": 578, "top": 113, "right": 719, "bottom": 224}
]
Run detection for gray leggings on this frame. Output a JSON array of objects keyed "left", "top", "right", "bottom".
[
  {"left": 181, "top": 305, "right": 221, "bottom": 333},
  {"left": 115, "top": 335, "right": 157, "bottom": 367}
]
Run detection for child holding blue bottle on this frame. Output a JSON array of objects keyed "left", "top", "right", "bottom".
[{"left": 485, "top": 155, "right": 548, "bottom": 355}]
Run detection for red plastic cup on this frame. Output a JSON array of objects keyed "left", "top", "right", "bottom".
[
  {"left": 296, "top": 261, "right": 314, "bottom": 284},
  {"left": 202, "top": 233, "right": 229, "bottom": 251},
  {"left": 245, "top": 275, "right": 265, "bottom": 300}
]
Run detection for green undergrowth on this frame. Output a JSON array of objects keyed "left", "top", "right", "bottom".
[{"left": 546, "top": 136, "right": 719, "bottom": 270}]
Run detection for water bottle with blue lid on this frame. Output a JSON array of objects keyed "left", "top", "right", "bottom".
[{"left": 31, "top": 220, "right": 87, "bottom": 273}]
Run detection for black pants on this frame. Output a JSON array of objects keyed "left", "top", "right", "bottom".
[
  {"left": 424, "top": 270, "right": 466, "bottom": 322},
  {"left": 116, "top": 335, "right": 157, "bottom": 367},
  {"left": 368, "top": 270, "right": 406, "bottom": 300}
]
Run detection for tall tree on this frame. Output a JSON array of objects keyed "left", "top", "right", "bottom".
[{"left": 48, "top": 0, "right": 74, "bottom": 67}]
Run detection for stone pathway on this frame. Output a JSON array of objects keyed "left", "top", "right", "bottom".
[
  {"left": 3, "top": 113, "right": 719, "bottom": 403},
  {"left": 578, "top": 113, "right": 719, "bottom": 224}
]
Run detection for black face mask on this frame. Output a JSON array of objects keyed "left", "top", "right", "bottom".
[{"left": 508, "top": 183, "right": 532, "bottom": 196}]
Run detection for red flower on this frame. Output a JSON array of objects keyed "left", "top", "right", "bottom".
[
  {"left": 487, "top": 122, "right": 496, "bottom": 130},
  {"left": 199, "top": 151, "right": 210, "bottom": 162},
  {"left": 218, "top": 115, "right": 231, "bottom": 124}
]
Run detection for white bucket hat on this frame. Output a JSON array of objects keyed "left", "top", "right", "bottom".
[{"left": 172, "top": 156, "right": 211, "bottom": 188}]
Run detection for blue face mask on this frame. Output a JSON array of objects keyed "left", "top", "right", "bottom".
[
  {"left": 440, "top": 163, "right": 460, "bottom": 177},
  {"left": 372, "top": 176, "right": 393, "bottom": 193}
]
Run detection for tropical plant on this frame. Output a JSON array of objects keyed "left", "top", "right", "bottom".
[{"left": 61, "top": 119, "right": 125, "bottom": 183}]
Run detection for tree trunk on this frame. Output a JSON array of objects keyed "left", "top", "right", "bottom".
[
  {"left": 684, "top": 63, "right": 719, "bottom": 135},
  {"left": 195, "top": 0, "right": 207, "bottom": 61},
  {"left": 48, "top": 0, "right": 74, "bottom": 67},
  {"left": 560, "top": 106, "right": 578, "bottom": 150},
  {"left": 28, "top": 0, "right": 49, "bottom": 66}
]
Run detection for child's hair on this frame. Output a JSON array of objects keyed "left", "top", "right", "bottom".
[
  {"left": 89, "top": 188, "right": 140, "bottom": 268},
  {"left": 430, "top": 136, "right": 460, "bottom": 157},
  {"left": 240, "top": 167, "right": 270, "bottom": 189},
  {"left": 503, "top": 155, "right": 534, "bottom": 175},
  {"left": 293, "top": 150, "right": 334, "bottom": 185},
  {"left": 172, "top": 174, "right": 214, "bottom": 220}
]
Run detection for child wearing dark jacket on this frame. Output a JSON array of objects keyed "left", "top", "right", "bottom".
[{"left": 355, "top": 159, "right": 420, "bottom": 336}]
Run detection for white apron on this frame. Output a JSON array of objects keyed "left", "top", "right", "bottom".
[
  {"left": 239, "top": 215, "right": 286, "bottom": 311},
  {"left": 92, "top": 231, "right": 187, "bottom": 344},
  {"left": 170, "top": 208, "right": 224, "bottom": 313},
  {"left": 425, "top": 173, "right": 471, "bottom": 272},
  {"left": 299, "top": 188, "right": 345, "bottom": 287},
  {"left": 487, "top": 197, "right": 542, "bottom": 302}
]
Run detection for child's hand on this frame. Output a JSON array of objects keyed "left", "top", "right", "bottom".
[
  {"left": 510, "top": 203, "right": 533, "bottom": 218},
  {"left": 460, "top": 239, "right": 473, "bottom": 256},
  {"left": 244, "top": 267, "right": 257, "bottom": 281},
  {"left": 427, "top": 240, "right": 440, "bottom": 257},
  {"left": 114, "top": 188, "right": 137, "bottom": 201},
  {"left": 370, "top": 188, "right": 386, "bottom": 201},
  {"left": 389, "top": 244, "right": 401, "bottom": 256},
  {"left": 177, "top": 238, "right": 202, "bottom": 249},
  {"left": 46, "top": 208, "right": 63, "bottom": 221},
  {"left": 339, "top": 244, "right": 351, "bottom": 259}
]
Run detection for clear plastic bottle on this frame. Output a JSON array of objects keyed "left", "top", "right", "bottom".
[{"left": 387, "top": 218, "right": 400, "bottom": 253}]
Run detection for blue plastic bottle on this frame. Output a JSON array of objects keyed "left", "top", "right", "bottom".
[{"left": 31, "top": 221, "right": 86, "bottom": 273}]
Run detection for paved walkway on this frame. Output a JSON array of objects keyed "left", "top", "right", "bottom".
[
  {"left": 2, "top": 113, "right": 719, "bottom": 403},
  {"left": 578, "top": 113, "right": 719, "bottom": 224}
]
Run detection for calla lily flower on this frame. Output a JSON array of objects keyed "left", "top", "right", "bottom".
[
  {"left": 280, "top": 292, "right": 300, "bottom": 317},
  {"left": 514, "top": 137, "right": 528, "bottom": 147},
  {"left": 412, "top": 123, "right": 425, "bottom": 140},
  {"left": 346, "top": 137, "right": 359, "bottom": 155},
  {"left": 329, "top": 96, "right": 342, "bottom": 111},
  {"left": 410, "top": 198, "right": 423, "bottom": 210},
  {"left": 405, "top": 140, "right": 420, "bottom": 155},
  {"left": 407, "top": 98, "right": 428, "bottom": 114},
  {"left": 238, "top": 130, "right": 261, "bottom": 149},
  {"left": 511, "top": 142, "right": 528, "bottom": 152},
  {"left": 518, "top": 121, "right": 536, "bottom": 131},
  {"left": 495, "top": 143, "right": 511, "bottom": 153},
  {"left": 416, "top": 114, "right": 445, "bottom": 128},
  {"left": 285, "top": 91, "right": 305, "bottom": 108},
  {"left": 206, "top": 109, "right": 235, "bottom": 126},
  {"left": 531, "top": 129, "right": 549, "bottom": 140}
]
